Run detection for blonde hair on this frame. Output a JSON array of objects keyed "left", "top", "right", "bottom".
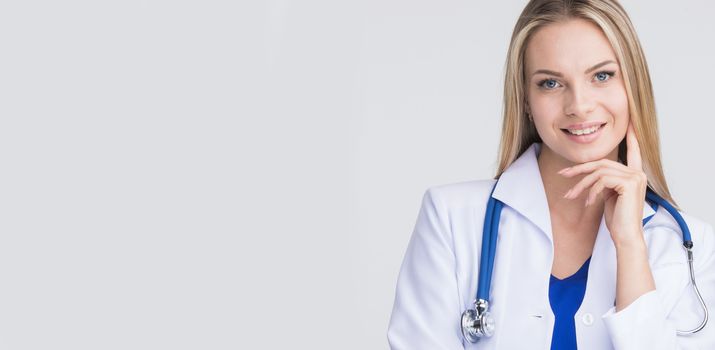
[{"left": 495, "top": 0, "right": 679, "bottom": 210}]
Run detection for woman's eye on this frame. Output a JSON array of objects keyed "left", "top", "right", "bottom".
[
  {"left": 595, "top": 71, "right": 615, "bottom": 82},
  {"left": 538, "top": 79, "right": 560, "bottom": 90},
  {"left": 537, "top": 71, "right": 615, "bottom": 90}
]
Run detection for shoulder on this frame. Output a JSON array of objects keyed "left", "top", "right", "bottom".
[
  {"left": 645, "top": 208, "right": 715, "bottom": 269},
  {"left": 413, "top": 179, "right": 497, "bottom": 248},
  {"left": 646, "top": 208, "right": 712, "bottom": 241},
  {"left": 423, "top": 178, "right": 497, "bottom": 211}
]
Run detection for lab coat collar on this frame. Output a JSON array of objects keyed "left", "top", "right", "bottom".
[{"left": 491, "top": 142, "right": 656, "bottom": 242}]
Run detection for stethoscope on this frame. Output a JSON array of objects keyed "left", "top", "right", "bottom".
[{"left": 461, "top": 180, "right": 709, "bottom": 343}]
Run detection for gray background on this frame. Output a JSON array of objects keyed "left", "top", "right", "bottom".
[{"left": 0, "top": 0, "right": 712, "bottom": 349}]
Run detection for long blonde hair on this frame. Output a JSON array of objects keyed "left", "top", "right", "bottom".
[{"left": 496, "top": 0, "right": 679, "bottom": 209}]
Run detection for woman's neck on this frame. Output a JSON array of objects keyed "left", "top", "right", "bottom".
[{"left": 537, "top": 144, "right": 618, "bottom": 224}]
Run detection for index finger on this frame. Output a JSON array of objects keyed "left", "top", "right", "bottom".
[{"left": 626, "top": 121, "right": 643, "bottom": 170}]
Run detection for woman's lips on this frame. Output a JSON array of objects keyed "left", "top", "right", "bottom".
[
  {"left": 561, "top": 123, "right": 606, "bottom": 144},
  {"left": 562, "top": 121, "right": 606, "bottom": 130}
]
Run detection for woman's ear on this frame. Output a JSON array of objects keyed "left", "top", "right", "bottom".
[
  {"left": 524, "top": 103, "right": 531, "bottom": 121},
  {"left": 618, "top": 139, "right": 627, "bottom": 165}
]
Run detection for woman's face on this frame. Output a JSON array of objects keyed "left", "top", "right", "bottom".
[{"left": 524, "top": 18, "right": 630, "bottom": 165}]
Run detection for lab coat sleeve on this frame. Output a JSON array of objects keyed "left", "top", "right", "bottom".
[
  {"left": 387, "top": 188, "right": 465, "bottom": 350},
  {"left": 601, "top": 222, "right": 715, "bottom": 349}
]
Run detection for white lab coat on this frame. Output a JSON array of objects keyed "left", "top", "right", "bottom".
[{"left": 388, "top": 142, "right": 715, "bottom": 349}]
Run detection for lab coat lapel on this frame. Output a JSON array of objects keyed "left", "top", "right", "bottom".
[
  {"left": 573, "top": 215, "right": 618, "bottom": 348},
  {"left": 492, "top": 142, "right": 553, "bottom": 243},
  {"left": 486, "top": 142, "right": 554, "bottom": 349}
]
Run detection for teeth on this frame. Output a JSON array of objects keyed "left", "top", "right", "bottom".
[{"left": 568, "top": 124, "right": 601, "bottom": 135}]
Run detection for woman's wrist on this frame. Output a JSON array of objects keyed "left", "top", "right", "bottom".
[{"left": 612, "top": 228, "right": 647, "bottom": 251}]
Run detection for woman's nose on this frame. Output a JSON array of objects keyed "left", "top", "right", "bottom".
[{"left": 564, "top": 84, "right": 596, "bottom": 118}]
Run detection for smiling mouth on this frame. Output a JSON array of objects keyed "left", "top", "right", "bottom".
[{"left": 561, "top": 122, "right": 607, "bottom": 136}]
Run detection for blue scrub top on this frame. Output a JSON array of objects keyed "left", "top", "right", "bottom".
[{"left": 549, "top": 256, "right": 591, "bottom": 350}]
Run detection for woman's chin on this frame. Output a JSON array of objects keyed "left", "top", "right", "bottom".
[
  {"left": 541, "top": 141, "right": 619, "bottom": 165},
  {"left": 563, "top": 147, "right": 616, "bottom": 164}
]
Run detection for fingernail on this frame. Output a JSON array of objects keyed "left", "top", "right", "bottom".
[
  {"left": 585, "top": 198, "right": 591, "bottom": 207},
  {"left": 563, "top": 189, "right": 572, "bottom": 198},
  {"left": 558, "top": 167, "right": 571, "bottom": 174}
]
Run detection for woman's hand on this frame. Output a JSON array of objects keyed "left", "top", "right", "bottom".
[{"left": 558, "top": 122, "right": 648, "bottom": 246}]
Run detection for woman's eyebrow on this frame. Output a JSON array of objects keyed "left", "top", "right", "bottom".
[{"left": 531, "top": 59, "right": 617, "bottom": 77}]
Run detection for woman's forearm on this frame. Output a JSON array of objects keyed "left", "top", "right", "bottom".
[{"left": 614, "top": 233, "right": 656, "bottom": 312}]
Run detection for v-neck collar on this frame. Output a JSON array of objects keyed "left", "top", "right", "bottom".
[{"left": 550, "top": 256, "right": 592, "bottom": 282}]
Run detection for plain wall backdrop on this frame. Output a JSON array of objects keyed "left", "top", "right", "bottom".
[{"left": 0, "top": 0, "right": 713, "bottom": 349}]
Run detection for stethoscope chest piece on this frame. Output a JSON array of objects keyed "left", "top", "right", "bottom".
[{"left": 461, "top": 299, "right": 495, "bottom": 343}]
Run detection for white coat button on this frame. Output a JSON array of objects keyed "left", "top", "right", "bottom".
[{"left": 581, "top": 313, "right": 594, "bottom": 326}]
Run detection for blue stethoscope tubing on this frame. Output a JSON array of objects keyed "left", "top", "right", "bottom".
[{"left": 461, "top": 181, "right": 709, "bottom": 343}]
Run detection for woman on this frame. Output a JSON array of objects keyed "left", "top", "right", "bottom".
[{"left": 387, "top": 0, "right": 715, "bottom": 349}]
